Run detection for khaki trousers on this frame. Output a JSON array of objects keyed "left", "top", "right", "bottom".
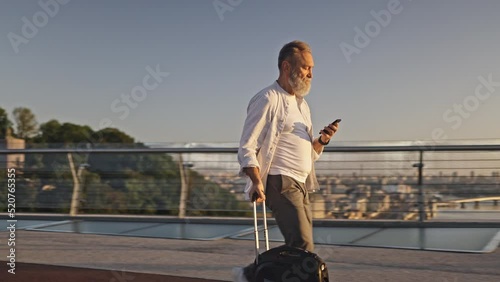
[
  {"left": 265, "top": 174, "right": 314, "bottom": 252},
  {"left": 242, "top": 174, "right": 315, "bottom": 281}
]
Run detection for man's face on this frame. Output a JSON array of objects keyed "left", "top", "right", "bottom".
[{"left": 288, "top": 51, "right": 314, "bottom": 98}]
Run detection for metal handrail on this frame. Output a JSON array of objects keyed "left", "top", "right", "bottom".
[
  {"left": 1, "top": 144, "right": 499, "bottom": 154},
  {"left": 2, "top": 143, "right": 498, "bottom": 221}
]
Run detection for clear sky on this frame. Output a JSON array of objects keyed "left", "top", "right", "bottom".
[{"left": 1, "top": 0, "right": 500, "bottom": 144}]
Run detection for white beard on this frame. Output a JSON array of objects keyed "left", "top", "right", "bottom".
[{"left": 288, "top": 71, "right": 311, "bottom": 98}]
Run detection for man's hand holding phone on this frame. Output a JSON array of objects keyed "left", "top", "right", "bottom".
[{"left": 318, "top": 119, "right": 341, "bottom": 145}]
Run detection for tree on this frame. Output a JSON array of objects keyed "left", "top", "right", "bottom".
[
  {"left": 16, "top": 117, "right": 244, "bottom": 216},
  {"left": 95, "top": 127, "right": 135, "bottom": 144},
  {"left": 0, "top": 107, "right": 13, "bottom": 138},
  {"left": 35, "top": 119, "right": 61, "bottom": 144},
  {"left": 35, "top": 120, "right": 95, "bottom": 146},
  {"left": 13, "top": 107, "right": 38, "bottom": 139}
]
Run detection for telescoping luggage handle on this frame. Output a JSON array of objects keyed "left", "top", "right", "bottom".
[{"left": 252, "top": 193, "right": 269, "bottom": 264}]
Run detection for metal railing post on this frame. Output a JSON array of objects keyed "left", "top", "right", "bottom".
[
  {"left": 68, "top": 153, "right": 80, "bottom": 217},
  {"left": 413, "top": 150, "right": 425, "bottom": 222},
  {"left": 178, "top": 154, "right": 188, "bottom": 218}
]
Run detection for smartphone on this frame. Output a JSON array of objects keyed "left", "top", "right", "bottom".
[{"left": 319, "top": 119, "right": 342, "bottom": 135}]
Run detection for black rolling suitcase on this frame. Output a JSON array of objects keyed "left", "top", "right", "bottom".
[{"left": 251, "top": 200, "right": 329, "bottom": 282}]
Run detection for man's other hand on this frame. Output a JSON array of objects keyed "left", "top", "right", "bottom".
[{"left": 249, "top": 182, "right": 266, "bottom": 202}]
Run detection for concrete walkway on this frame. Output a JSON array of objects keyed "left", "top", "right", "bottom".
[
  {"left": 1, "top": 230, "right": 499, "bottom": 281},
  {"left": 2, "top": 262, "right": 224, "bottom": 282}
]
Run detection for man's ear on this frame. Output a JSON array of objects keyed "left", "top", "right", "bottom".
[{"left": 282, "top": 60, "right": 291, "bottom": 74}]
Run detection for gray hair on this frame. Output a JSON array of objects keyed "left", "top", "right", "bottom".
[{"left": 278, "top": 40, "right": 312, "bottom": 71}]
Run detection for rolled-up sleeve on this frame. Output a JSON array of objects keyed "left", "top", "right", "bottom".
[
  {"left": 313, "top": 145, "right": 322, "bottom": 161},
  {"left": 238, "top": 93, "right": 273, "bottom": 176}
]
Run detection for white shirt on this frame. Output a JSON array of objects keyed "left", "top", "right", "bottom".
[
  {"left": 269, "top": 94, "right": 313, "bottom": 183},
  {"left": 238, "top": 81, "right": 322, "bottom": 200}
]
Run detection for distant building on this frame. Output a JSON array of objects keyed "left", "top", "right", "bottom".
[
  {"left": 382, "top": 184, "right": 412, "bottom": 194},
  {"left": 0, "top": 128, "right": 25, "bottom": 171},
  {"left": 310, "top": 194, "right": 327, "bottom": 219},
  {"left": 368, "top": 193, "right": 391, "bottom": 213}
]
